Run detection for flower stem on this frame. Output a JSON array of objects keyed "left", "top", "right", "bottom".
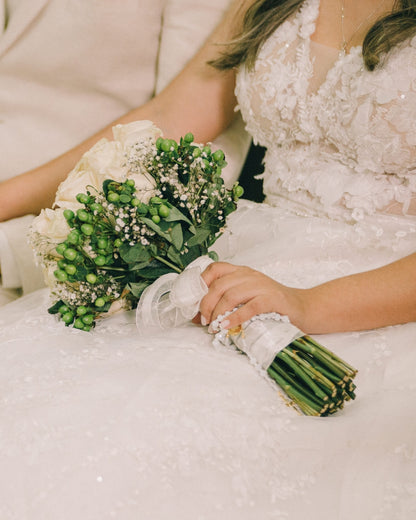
[{"left": 154, "top": 255, "right": 182, "bottom": 273}]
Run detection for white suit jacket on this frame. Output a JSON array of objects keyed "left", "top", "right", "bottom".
[{"left": 0, "top": 0, "right": 250, "bottom": 300}]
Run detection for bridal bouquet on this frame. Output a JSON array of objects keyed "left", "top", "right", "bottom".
[
  {"left": 30, "top": 121, "right": 243, "bottom": 331},
  {"left": 30, "top": 119, "right": 357, "bottom": 417}
]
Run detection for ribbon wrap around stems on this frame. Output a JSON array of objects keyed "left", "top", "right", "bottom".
[
  {"left": 135, "top": 255, "right": 213, "bottom": 333},
  {"left": 136, "top": 255, "right": 303, "bottom": 371},
  {"left": 213, "top": 313, "right": 303, "bottom": 370}
]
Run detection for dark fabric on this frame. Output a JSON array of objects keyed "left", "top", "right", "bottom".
[{"left": 237, "top": 142, "right": 265, "bottom": 202}]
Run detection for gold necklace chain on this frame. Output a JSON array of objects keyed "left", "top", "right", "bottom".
[{"left": 340, "top": 0, "right": 387, "bottom": 53}]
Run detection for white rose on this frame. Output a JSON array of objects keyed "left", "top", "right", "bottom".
[
  {"left": 43, "top": 262, "right": 59, "bottom": 289},
  {"left": 55, "top": 139, "right": 127, "bottom": 206},
  {"left": 128, "top": 172, "right": 157, "bottom": 203},
  {"left": 32, "top": 208, "right": 70, "bottom": 243},
  {"left": 112, "top": 120, "right": 162, "bottom": 148}
]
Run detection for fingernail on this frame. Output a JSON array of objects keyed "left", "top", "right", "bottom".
[
  {"left": 201, "top": 315, "right": 207, "bottom": 326},
  {"left": 220, "top": 319, "right": 230, "bottom": 330},
  {"left": 207, "top": 323, "right": 217, "bottom": 334}
]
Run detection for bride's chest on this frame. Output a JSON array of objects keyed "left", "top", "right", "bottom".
[{"left": 235, "top": 12, "right": 416, "bottom": 158}]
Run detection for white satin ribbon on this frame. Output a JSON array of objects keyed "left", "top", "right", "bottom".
[
  {"left": 214, "top": 314, "right": 303, "bottom": 370},
  {"left": 135, "top": 255, "right": 303, "bottom": 370},
  {"left": 135, "top": 255, "right": 213, "bottom": 334}
]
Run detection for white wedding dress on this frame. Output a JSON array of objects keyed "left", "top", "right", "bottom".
[{"left": 1, "top": 1, "right": 415, "bottom": 518}]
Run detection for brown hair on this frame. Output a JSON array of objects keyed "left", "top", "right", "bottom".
[{"left": 210, "top": 0, "right": 416, "bottom": 71}]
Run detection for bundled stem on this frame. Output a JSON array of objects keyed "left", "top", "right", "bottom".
[{"left": 267, "top": 336, "right": 357, "bottom": 416}]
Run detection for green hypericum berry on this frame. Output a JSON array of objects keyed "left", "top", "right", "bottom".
[
  {"left": 67, "top": 230, "right": 80, "bottom": 245},
  {"left": 203, "top": 145, "right": 211, "bottom": 155},
  {"left": 156, "top": 137, "right": 164, "bottom": 150},
  {"left": 90, "top": 203, "right": 103, "bottom": 213},
  {"left": 77, "top": 209, "right": 89, "bottom": 222},
  {"left": 158, "top": 205, "right": 170, "bottom": 218},
  {"left": 76, "top": 306, "right": 88, "bottom": 316},
  {"left": 73, "top": 318, "right": 85, "bottom": 329},
  {"left": 94, "top": 255, "right": 106, "bottom": 266},
  {"left": 81, "top": 223, "right": 94, "bottom": 236},
  {"left": 54, "top": 269, "right": 68, "bottom": 282},
  {"left": 184, "top": 132, "right": 194, "bottom": 143},
  {"left": 150, "top": 196, "right": 162, "bottom": 205},
  {"left": 152, "top": 215, "right": 161, "bottom": 224},
  {"left": 86, "top": 273, "right": 97, "bottom": 284},
  {"left": 63, "top": 248, "right": 77, "bottom": 261},
  {"left": 131, "top": 198, "right": 141, "bottom": 207},
  {"left": 76, "top": 193, "right": 90, "bottom": 204},
  {"left": 107, "top": 192, "right": 119, "bottom": 203},
  {"left": 65, "top": 264, "right": 77, "bottom": 276},
  {"left": 59, "top": 304, "right": 70, "bottom": 315},
  {"left": 192, "top": 148, "right": 201, "bottom": 158},
  {"left": 119, "top": 194, "right": 131, "bottom": 204},
  {"left": 62, "top": 312, "right": 74, "bottom": 325},
  {"left": 97, "top": 237, "right": 108, "bottom": 250},
  {"left": 83, "top": 325, "right": 92, "bottom": 332},
  {"left": 125, "top": 179, "right": 135, "bottom": 188},
  {"left": 213, "top": 149, "right": 225, "bottom": 162},
  {"left": 57, "top": 259, "right": 66, "bottom": 269},
  {"left": 82, "top": 314, "right": 94, "bottom": 325},
  {"left": 63, "top": 209, "right": 75, "bottom": 221},
  {"left": 94, "top": 297, "right": 106, "bottom": 307},
  {"left": 234, "top": 185, "right": 244, "bottom": 198},
  {"left": 56, "top": 243, "right": 67, "bottom": 256},
  {"left": 114, "top": 239, "right": 122, "bottom": 248},
  {"left": 161, "top": 139, "right": 171, "bottom": 152}
]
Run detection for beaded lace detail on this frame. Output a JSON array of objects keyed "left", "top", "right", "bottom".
[{"left": 235, "top": 0, "right": 416, "bottom": 221}]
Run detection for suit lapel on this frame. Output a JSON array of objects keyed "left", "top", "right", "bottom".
[{"left": 0, "top": 0, "right": 50, "bottom": 58}]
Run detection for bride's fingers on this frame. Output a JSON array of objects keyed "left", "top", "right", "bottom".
[
  {"left": 201, "top": 261, "right": 239, "bottom": 287},
  {"left": 214, "top": 297, "right": 274, "bottom": 331},
  {"left": 200, "top": 265, "right": 255, "bottom": 323}
]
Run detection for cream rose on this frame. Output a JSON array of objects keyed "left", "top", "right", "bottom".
[
  {"left": 32, "top": 208, "right": 71, "bottom": 243},
  {"left": 54, "top": 139, "right": 128, "bottom": 206},
  {"left": 112, "top": 120, "right": 162, "bottom": 148}
]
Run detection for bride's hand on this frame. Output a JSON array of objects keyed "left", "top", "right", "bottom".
[{"left": 199, "top": 262, "right": 308, "bottom": 331}]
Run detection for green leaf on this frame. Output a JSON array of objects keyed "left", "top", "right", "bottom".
[
  {"left": 186, "top": 227, "right": 211, "bottom": 247},
  {"left": 102, "top": 179, "right": 118, "bottom": 196},
  {"left": 170, "top": 223, "right": 183, "bottom": 250},
  {"left": 127, "top": 281, "right": 150, "bottom": 298},
  {"left": 167, "top": 246, "right": 183, "bottom": 267},
  {"left": 141, "top": 217, "right": 172, "bottom": 242},
  {"left": 119, "top": 243, "right": 151, "bottom": 264},
  {"left": 138, "top": 260, "right": 177, "bottom": 280},
  {"left": 48, "top": 300, "right": 64, "bottom": 315},
  {"left": 163, "top": 203, "right": 192, "bottom": 225},
  {"left": 208, "top": 250, "right": 219, "bottom": 262}
]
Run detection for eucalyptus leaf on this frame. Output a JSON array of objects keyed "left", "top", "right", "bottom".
[
  {"left": 170, "top": 223, "right": 184, "bottom": 250},
  {"left": 127, "top": 281, "right": 150, "bottom": 298},
  {"left": 163, "top": 203, "right": 192, "bottom": 225},
  {"left": 186, "top": 228, "right": 211, "bottom": 247},
  {"left": 119, "top": 243, "right": 151, "bottom": 264}
]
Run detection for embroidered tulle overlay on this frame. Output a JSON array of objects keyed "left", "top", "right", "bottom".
[
  {"left": 0, "top": 1, "right": 416, "bottom": 518},
  {"left": 236, "top": 0, "right": 416, "bottom": 221}
]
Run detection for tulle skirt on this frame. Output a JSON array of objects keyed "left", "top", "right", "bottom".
[{"left": 0, "top": 201, "right": 415, "bottom": 519}]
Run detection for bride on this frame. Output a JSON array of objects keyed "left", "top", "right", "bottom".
[{"left": 0, "top": 0, "right": 415, "bottom": 518}]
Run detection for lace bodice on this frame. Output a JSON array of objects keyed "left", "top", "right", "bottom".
[{"left": 235, "top": 0, "right": 416, "bottom": 221}]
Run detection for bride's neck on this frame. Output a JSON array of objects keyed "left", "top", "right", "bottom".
[{"left": 311, "top": 0, "right": 394, "bottom": 52}]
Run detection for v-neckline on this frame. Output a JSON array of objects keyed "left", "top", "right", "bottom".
[{"left": 305, "top": 0, "right": 363, "bottom": 99}]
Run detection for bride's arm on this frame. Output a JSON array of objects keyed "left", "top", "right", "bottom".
[
  {"left": 0, "top": 0, "right": 248, "bottom": 222},
  {"left": 199, "top": 252, "right": 416, "bottom": 333}
]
